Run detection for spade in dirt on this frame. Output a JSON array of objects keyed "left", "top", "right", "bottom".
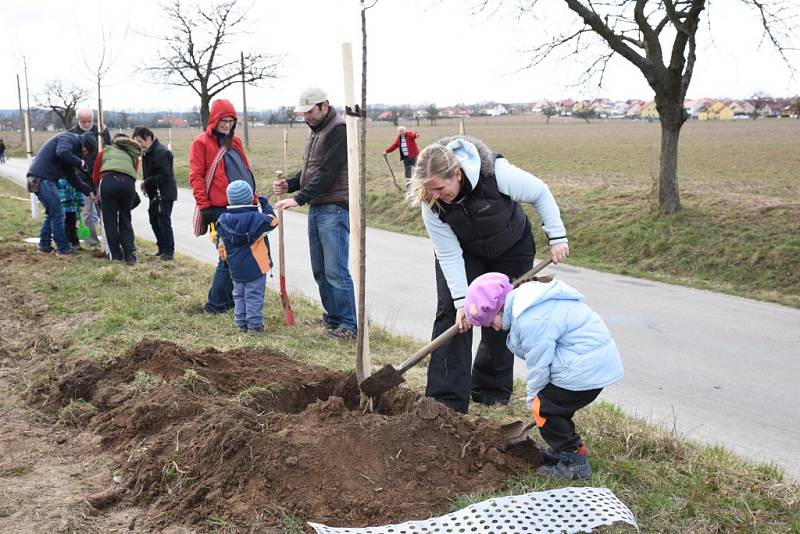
[
  {"left": 500, "top": 420, "right": 536, "bottom": 446},
  {"left": 359, "top": 257, "right": 554, "bottom": 398}
]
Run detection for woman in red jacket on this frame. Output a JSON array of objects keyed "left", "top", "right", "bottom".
[{"left": 189, "top": 99, "right": 256, "bottom": 314}]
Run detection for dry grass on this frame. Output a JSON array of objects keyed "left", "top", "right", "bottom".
[
  {"left": 1, "top": 177, "right": 798, "bottom": 532},
  {"left": 6, "top": 115, "right": 800, "bottom": 308}
]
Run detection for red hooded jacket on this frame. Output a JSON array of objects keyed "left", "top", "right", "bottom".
[
  {"left": 189, "top": 99, "right": 252, "bottom": 210},
  {"left": 385, "top": 130, "right": 420, "bottom": 160}
]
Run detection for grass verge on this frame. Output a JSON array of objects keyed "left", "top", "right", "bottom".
[
  {"left": 10, "top": 118, "right": 800, "bottom": 308},
  {"left": 1, "top": 177, "right": 798, "bottom": 532}
]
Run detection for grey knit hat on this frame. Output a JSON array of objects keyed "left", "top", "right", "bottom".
[{"left": 226, "top": 180, "right": 253, "bottom": 206}]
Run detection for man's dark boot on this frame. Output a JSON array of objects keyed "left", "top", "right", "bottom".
[{"left": 537, "top": 446, "right": 592, "bottom": 480}]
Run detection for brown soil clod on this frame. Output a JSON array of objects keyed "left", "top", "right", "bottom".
[
  {"left": 86, "top": 487, "right": 124, "bottom": 510},
  {"left": 358, "top": 364, "right": 405, "bottom": 398}
]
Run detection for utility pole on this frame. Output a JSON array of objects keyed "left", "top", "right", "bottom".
[
  {"left": 240, "top": 51, "right": 250, "bottom": 150},
  {"left": 22, "top": 57, "right": 33, "bottom": 158},
  {"left": 16, "top": 74, "right": 25, "bottom": 145}
]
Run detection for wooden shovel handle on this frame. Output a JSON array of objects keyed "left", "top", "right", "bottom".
[
  {"left": 397, "top": 324, "right": 460, "bottom": 374},
  {"left": 511, "top": 257, "right": 553, "bottom": 286},
  {"left": 277, "top": 198, "right": 286, "bottom": 278},
  {"left": 395, "top": 257, "right": 555, "bottom": 376},
  {"left": 279, "top": 129, "right": 289, "bottom": 278}
]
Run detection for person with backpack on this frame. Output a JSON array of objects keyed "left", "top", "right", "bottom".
[{"left": 189, "top": 99, "right": 257, "bottom": 314}]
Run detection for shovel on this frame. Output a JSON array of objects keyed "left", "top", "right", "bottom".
[
  {"left": 500, "top": 420, "right": 536, "bottom": 446},
  {"left": 275, "top": 169, "right": 295, "bottom": 327},
  {"left": 276, "top": 129, "right": 296, "bottom": 326},
  {"left": 382, "top": 153, "right": 404, "bottom": 193},
  {"left": 359, "top": 257, "right": 554, "bottom": 398}
]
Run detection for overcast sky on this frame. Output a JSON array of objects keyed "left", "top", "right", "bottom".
[{"left": 1, "top": 0, "right": 798, "bottom": 113}]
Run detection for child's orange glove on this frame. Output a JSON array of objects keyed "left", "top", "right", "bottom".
[{"left": 531, "top": 396, "right": 547, "bottom": 428}]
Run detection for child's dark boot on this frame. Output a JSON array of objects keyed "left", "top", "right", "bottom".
[
  {"left": 538, "top": 445, "right": 560, "bottom": 466},
  {"left": 537, "top": 446, "right": 592, "bottom": 480}
]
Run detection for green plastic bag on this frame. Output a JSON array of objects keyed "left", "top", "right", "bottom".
[{"left": 76, "top": 200, "right": 90, "bottom": 240}]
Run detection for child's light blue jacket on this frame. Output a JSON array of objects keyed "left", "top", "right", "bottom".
[{"left": 502, "top": 279, "right": 624, "bottom": 406}]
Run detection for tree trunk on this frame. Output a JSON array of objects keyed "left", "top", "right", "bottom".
[
  {"left": 657, "top": 119, "right": 682, "bottom": 214},
  {"left": 200, "top": 96, "right": 211, "bottom": 130}
]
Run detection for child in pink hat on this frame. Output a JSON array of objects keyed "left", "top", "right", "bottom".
[{"left": 465, "top": 272, "right": 623, "bottom": 480}]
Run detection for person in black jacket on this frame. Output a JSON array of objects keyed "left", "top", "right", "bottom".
[
  {"left": 133, "top": 126, "right": 178, "bottom": 260},
  {"left": 26, "top": 132, "right": 96, "bottom": 255},
  {"left": 69, "top": 108, "right": 111, "bottom": 247}
]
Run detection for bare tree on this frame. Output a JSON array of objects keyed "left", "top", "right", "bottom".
[
  {"left": 573, "top": 107, "right": 595, "bottom": 124},
  {"left": 79, "top": 18, "right": 126, "bottom": 147},
  {"left": 37, "top": 80, "right": 90, "bottom": 129},
  {"left": 541, "top": 104, "right": 558, "bottom": 124},
  {"left": 144, "top": 0, "right": 281, "bottom": 129},
  {"left": 505, "top": 0, "right": 798, "bottom": 214},
  {"left": 792, "top": 95, "right": 800, "bottom": 118},
  {"left": 426, "top": 103, "right": 439, "bottom": 126},
  {"left": 749, "top": 91, "right": 770, "bottom": 119}
]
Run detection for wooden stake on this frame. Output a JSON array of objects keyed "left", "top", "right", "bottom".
[
  {"left": 22, "top": 111, "right": 32, "bottom": 158},
  {"left": 342, "top": 42, "right": 370, "bottom": 384}
]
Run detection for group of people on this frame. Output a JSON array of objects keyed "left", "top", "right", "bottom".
[
  {"left": 188, "top": 88, "right": 359, "bottom": 339},
  {"left": 23, "top": 87, "right": 624, "bottom": 481},
  {"left": 25, "top": 109, "right": 177, "bottom": 263}
]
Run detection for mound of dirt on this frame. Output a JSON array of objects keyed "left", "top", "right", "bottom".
[{"left": 40, "top": 339, "right": 540, "bottom": 531}]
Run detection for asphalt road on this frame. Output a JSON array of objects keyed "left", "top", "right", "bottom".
[{"left": 4, "top": 157, "right": 799, "bottom": 481}]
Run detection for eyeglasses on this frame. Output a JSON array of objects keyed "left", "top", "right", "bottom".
[{"left": 218, "top": 119, "right": 236, "bottom": 125}]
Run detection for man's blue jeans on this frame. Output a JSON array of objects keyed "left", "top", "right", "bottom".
[
  {"left": 36, "top": 179, "right": 70, "bottom": 253},
  {"left": 205, "top": 206, "right": 234, "bottom": 312},
  {"left": 308, "top": 204, "right": 357, "bottom": 331}
]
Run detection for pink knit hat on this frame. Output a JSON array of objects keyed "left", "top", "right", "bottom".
[{"left": 465, "top": 272, "right": 514, "bottom": 327}]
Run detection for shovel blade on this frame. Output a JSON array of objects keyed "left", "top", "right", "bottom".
[
  {"left": 500, "top": 420, "right": 536, "bottom": 446},
  {"left": 359, "top": 364, "right": 405, "bottom": 398}
]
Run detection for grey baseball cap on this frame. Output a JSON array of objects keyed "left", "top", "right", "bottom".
[{"left": 295, "top": 87, "right": 328, "bottom": 113}]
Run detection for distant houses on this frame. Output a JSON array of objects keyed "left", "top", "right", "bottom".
[
  {"left": 521, "top": 96, "right": 799, "bottom": 121},
  {"left": 360, "top": 95, "right": 799, "bottom": 124},
  {"left": 479, "top": 104, "right": 509, "bottom": 116},
  {"left": 157, "top": 116, "right": 189, "bottom": 128}
]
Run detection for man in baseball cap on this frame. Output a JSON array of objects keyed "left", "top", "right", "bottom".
[
  {"left": 274, "top": 86, "right": 358, "bottom": 340},
  {"left": 294, "top": 87, "right": 329, "bottom": 114}
]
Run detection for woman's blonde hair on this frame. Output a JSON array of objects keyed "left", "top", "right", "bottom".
[
  {"left": 406, "top": 135, "right": 495, "bottom": 207},
  {"left": 406, "top": 143, "right": 460, "bottom": 207}
]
